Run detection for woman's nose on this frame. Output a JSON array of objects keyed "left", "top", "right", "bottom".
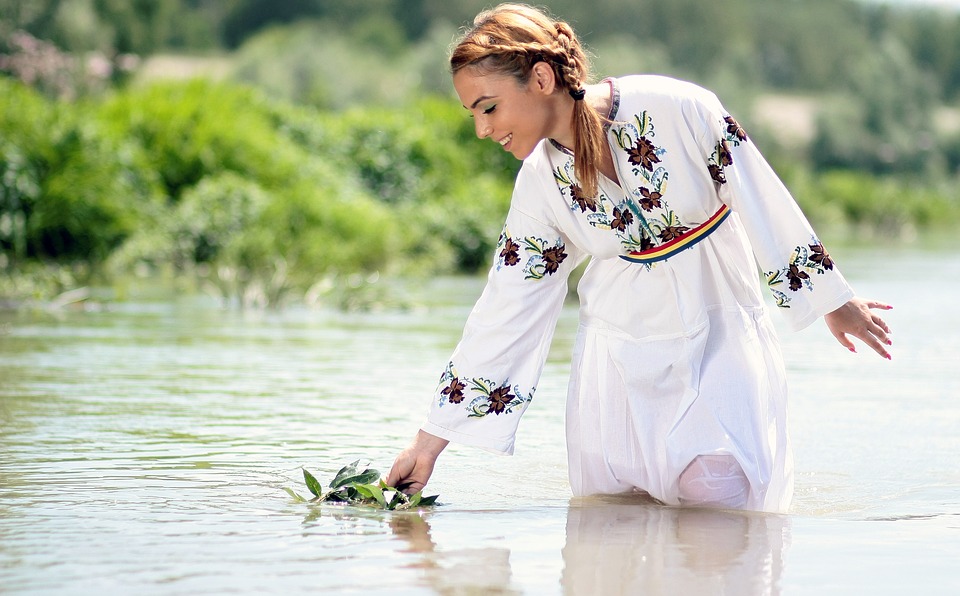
[{"left": 475, "top": 118, "right": 492, "bottom": 139}]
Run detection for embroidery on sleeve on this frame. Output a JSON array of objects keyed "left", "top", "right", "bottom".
[
  {"left": 495, "top": 227, "right": 521, "bottom": 270},
  {"left": 466, "top": 378, "right": 532, "bottom": 417},
  {"left": 708, "top": 115, "right": 748, "bottom": 185},
  {"left": 494, "top": 226, "right": 569, "bottom": 279},
  {"left": 765, "top": 239, "right": 836, "bottom": 308},
  {"left": 520, "top": 236, "right": 568, "bottom": 279},
  {"left": 436, "top": 361, "right": 533, "bottom": 417}
]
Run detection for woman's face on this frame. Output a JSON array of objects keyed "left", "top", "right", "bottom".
[{"left": 452, "top": 64, "right": 563, "bottom": 160}]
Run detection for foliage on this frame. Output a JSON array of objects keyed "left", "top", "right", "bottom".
[
  {"left": 0, "top": 78, "right": 160, "bottom": 268},
  {"left": 7, "top": 0, "right": 960, "bottom": 101},
  {"left": 3, "top": 72, "right": 960, "bottom": 308},
  {"left": 810, "top": 35, "right": 940, "bottom": 175},
  {"left": 97, "top": 80, "right": 410, "bottom": 306},
  {"left": 284, "top": 460, "right": 439, "bottom": 510}
]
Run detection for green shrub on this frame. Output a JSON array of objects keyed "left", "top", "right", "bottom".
[
  {"left": 96, "top": 79, "right": 307, "bottom": 199},
  {"left": 0, "top": 78, "right": 160, "bottom": 267}
]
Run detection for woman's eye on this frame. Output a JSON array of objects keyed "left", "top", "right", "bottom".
[{"left": 483, "top": 105, "right": 497, "bottom": 115}]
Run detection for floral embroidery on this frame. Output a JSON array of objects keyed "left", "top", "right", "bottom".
[
  {"left": 483, "top": 384, "right": 515, "bottom": 416},
  {"left": 441, "top": 377, "right": 466, "bottom": 404},
  {"left": 765, "top": 240, "right": 836, "bottom": 308},
  {"left": 436, "top": 362, "right": 533, "bottom": 418},
  {"left": 612, "top": 112, "right": 666, "bottom": 179},
  {"left": 649, "top": 210, "right": 690, "bottom": 243},
  {"left": 725, "top": 115, "right": 748, "bottom": 142},
  {"left": 496, "top": 227, "right": 568, "bottom": 278},
  {"left": 626, "top": 136, "right": 661, "bottom": 172},
  {"left": 500, "top": 237, "right": 520, "bottom": 267},
  {"left": 658, "top": 223, "right": 692, "bottom": 242},
  {"left": 637, "top": 187, "right": 663, "bottom": 212},
  {"left": 553, "top": 110, "right": 706, "bottom": 264},
  {"left": 520, "top": 236, "right": 568, "bottom": 279},
  {"left": 610, "top": 206, "right": 633, "bottom": 232},
  {"left": 555, "top": 164, "right": 604, "bottom": 223},
  {"left": 808, "top": 243, "right": 834, "bottom": 269},
  {"left": 708, "top": 114, "right": 748, "bottom": 185},
  {"left": 554, "top": 156, "right": 654, "bottom": 254},
  {"left": 570, "top": 183, "right": 598, "bottom": 213}
]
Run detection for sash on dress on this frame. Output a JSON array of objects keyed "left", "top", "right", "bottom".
[{"left": 620, "top": 204, "right": 730, "bottom": 264}]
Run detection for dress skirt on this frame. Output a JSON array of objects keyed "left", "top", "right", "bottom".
[{"left": 564, "top": 217, "right": 794, "bottom": 513}]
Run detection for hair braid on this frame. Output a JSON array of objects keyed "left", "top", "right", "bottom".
[{"left": 450, "top": 3, "right": 607, "bottom": 198}]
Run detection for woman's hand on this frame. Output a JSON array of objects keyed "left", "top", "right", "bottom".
[
  {"left": 385, "top": 430, "right": 449, "bottom": 494},
  {"left": 824, "top": 298, "right": 894, "bottom": 359}
]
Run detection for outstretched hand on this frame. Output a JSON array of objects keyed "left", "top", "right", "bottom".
[
  {"left": 385, "top": 430, "right": 449, "bottom": 494},
  {"left": 824, "top": 298, "right": 893, "bottom": 359}
]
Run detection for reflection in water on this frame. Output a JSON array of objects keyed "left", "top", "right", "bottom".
[
  {"left": 386, "top": 495, "right": 788, "bottom": 595},
  {"left": 561, "top": 495, "right": 788, "bottom": 595},
  {"left": 389, "top": 512, "right": 520, "bottom": 595}
]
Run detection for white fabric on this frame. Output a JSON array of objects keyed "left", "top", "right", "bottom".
[
  {"left": 678, "top": 455, "right": 751, "bottom": 509},
  {"left": 421, "top": 75, "right": 854, "bottom": 513}
]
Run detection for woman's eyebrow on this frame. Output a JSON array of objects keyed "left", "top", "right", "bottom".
[{"left": 467, "top": 95, "right": 496, "bottom": 109}]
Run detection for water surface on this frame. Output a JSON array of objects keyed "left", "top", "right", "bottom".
[{"left": 1, "top": 247, "right": 958, "bottom": 594}]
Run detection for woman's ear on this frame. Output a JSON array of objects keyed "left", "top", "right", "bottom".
[{"left": 530, "top": 61, "right": 557, "bottom": 95}]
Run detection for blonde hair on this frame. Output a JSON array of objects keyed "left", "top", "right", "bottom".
[{"left": 450, "top": 3, "right": 606, "bottom": 198}]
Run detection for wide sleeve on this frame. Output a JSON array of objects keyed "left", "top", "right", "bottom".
[
  {"left": 421, "top": 197, "right": 585, "bottom": 455},
  {"left": 698, "top": 96, "right": 854, "bottom": 331}
]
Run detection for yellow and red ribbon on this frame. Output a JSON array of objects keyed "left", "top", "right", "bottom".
[{"left": 620, "top": 204, "right": 730, "bottom": 264}]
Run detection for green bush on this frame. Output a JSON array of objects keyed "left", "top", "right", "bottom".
[
  {"left": 96, "top": 79, "right": 307, "bottom": 199},
  {"left": 810, "top": 170, "right": 960, "bottom": 237},
  {"left": 309, "top": 97, "right": 518, "bottom": 271},
  {"left": 0, "top": 78, "right": 160, "bottom": 267}
]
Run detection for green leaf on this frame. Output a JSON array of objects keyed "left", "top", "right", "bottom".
[
  {"left": 408, "top": 491, "right": 422, "bottom": 507},
  {"left": 355, "top": 483, "right": 387, "bottom": 508},
  {"left": 303, "top": 468, "right": 323, "bottom": 497},
  {"left": 353, "top": 469, "right": 381, "bottom": 485},
  {"left": 331, "top": 468, "right": 381, "bottom": 489},
  {"left": 330, "top": 460, "right": 361, "bottom": 488},
  {"left": 419, "top": 494, "right": 439, "bottom": 506},
  {"left": 282, "top": 486, "right": 307, "bottom": 502},
  {"left": 353, "top": 484, "right": 375, "bottom": 499}
]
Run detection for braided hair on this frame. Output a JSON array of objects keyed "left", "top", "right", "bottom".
[{"left": 450, "top": 3, "right": 606, "bottom": 198}]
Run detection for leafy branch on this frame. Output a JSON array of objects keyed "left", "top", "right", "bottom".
[{"left": 283, "top": 460, "right": 439, "bottom": 510}]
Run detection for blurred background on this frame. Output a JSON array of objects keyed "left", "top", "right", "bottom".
[{"left": 2, "top": 0, "right": 959, "bottom": 308}]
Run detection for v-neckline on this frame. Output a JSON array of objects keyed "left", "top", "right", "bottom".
[{"left": 549, "top": 77, "right": 622, "bottom": 188}]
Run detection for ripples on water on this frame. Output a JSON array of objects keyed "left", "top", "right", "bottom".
[{"left": 1, "top": 250, "right": 958, "bottom": 594}]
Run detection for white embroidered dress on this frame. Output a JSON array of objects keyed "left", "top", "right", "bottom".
[{"left": 422, "top": 75, "right": 853, "bottom": 513}]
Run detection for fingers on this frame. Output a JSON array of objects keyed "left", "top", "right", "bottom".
[
  {"left": 826, "top": 298, "right": 894, "bottom": 360},
  {"left": 858, "top": 328, "right": 891, "bottom": 360},
  {"left": 830, "top": 328, "right": 857, "bottom": 353},
  {"left": 385, "top": 454, "right": 412, "bottom": 488},
  {"left": 871, "top": 313, "right": 891, "bottom": 335},
  {"left": 863, "top": 300, "right": 893, "bottom": 311}
]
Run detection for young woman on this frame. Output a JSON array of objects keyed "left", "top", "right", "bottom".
[{"left": 386, "top": 3, "right": 892, "bottom": 513}]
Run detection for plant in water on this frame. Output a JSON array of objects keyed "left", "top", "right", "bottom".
[{"left": 284, "top": 460, "right": 438, "bottom": 510}]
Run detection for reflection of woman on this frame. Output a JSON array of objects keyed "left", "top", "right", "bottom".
[
  {"left": 561, "top": 496, "right": 787, "bottom": 594},
  {"left": 387, "top": 3, "right": 892, "bottom": 512}
]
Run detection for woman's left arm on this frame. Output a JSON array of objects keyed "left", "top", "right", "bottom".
[{"left": 824, "top": 298, "right": 893, "bottom": 359}]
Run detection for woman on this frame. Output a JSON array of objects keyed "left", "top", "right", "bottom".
[{"left": 386, "top": 3, "right": 892, "bottom": 512}]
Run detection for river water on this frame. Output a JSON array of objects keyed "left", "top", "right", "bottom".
[{"left": 1, "top": 247, "right": 958, "bottom": 595}]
